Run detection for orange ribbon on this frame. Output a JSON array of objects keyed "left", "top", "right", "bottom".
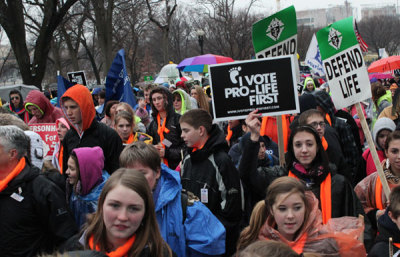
[
  {"left": 58, "top": 145, "right": 64, "bottom": 174},
  {"left": 321, "top": 137, "right": 328, "bottom": 151},
  {"left": 157, "top": 114, "right": 170, "bottom": 166},
  {"left": 375, "top": 176, "right": 384, "bottom": 210},
  {"left": 325, "top": 113, "right": 332, "bottom": 126},
  {"left": 225, "top": 124, "right": 232, "bottom": 142}
]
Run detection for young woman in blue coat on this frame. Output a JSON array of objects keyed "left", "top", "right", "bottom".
[{"left": 120, "top": 141, "right": 226, "bottom": 257}]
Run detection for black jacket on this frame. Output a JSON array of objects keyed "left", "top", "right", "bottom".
[
  {"left": 369, "top": 210, "right": 400, "bottom": 257},
  {"left": 181, "top": 124, "right": 242, "bottom": 256},
  {"left": 238, "top": 138, "right": 284, "bottom": 224},
  {"left": 0, "top": 159, "right": 77, "bottom": 257},
  {"left": 63, "top": 119, "right": 123, "bottom": 174},
  {"left": 148, "top": 87, "right": 185, "bottom": 170}
]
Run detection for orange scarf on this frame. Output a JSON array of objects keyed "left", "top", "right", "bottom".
[
  {"left": 123, "top": 133, "right": 135, "bottom": 145},
  {"left": 157, "top": 114, "right": 170, "bottom": 166},
  {"left": 0, "top": 158, "right": 26, "bottom": 192},
  {"left": 58, "top": 145, "right": 64, "bottom": 174},
  {"left": 325, "top": 114, "right": 332, "bottom": 126},
  {"left": 288, "top": 171, "right": 332, "bottom": 224},
  {"left": 225, "top": 124, "right": 232, "bottom": 142},
  {"left": 375, "top": 176, "right": 384, "bottom": 210},
  {"left": 89, "top": 234, "right": 136, "bottom": 257},
  {"left": 321, "top": 137, "right": 328, "bottom": 151}
]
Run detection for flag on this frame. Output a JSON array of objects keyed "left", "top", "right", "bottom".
[
  {"left": 105, "top": 49, "right": 136, "bottom": 108},
  {"left": 354, "top": 21, "right": 368, "bottom": 52},
  {"left": 57, "top": 75, "right": 74, "bottom": 107},
  {"left": 305, "top": 34, "right": 325, "bottom": 76}
]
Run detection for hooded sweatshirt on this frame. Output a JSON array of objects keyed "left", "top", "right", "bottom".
[
  {"left": 25, "top": 90, "right": 63, "bottom": 124},
  {"left": 69, "top": 146, "right": 109, "bottom": 228},
  {"left": 52, "top": 118, "right": 71, "bottom": 171},
  {"left": 7, "top": 90, "right": 31, "bottom": 122},
  {"left": 259, "top": 192, "right": 366, "bottom": 256},
  {"left": 172, "top": 89, "right": 194, "bottom": 115},
  {"left": 363, "top": 117, "right": 396, "bottom": 176},
  {"left": 303, "top": 77, "right": 316, "bottom": 94},
  {"left": 61, "top": 84, "right": 123, "bottom": 174}
]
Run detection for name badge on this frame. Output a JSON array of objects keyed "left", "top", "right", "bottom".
[
  {"left": 201, "top": 188, "right": 208, "bottom": 203},
  {"left": 162, "top": 138, "right": 172, "bottom": 148},
  {"left": 10, "top": 193, "right": 24, "bottom": 202}
]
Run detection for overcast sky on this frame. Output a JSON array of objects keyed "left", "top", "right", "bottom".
[{"left": 242, "top": 0, "right": 399, "bottom": 15}]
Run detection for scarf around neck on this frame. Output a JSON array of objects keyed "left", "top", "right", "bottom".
[{"left": 89, "top": 234, "right": 136, "bottom": 257}]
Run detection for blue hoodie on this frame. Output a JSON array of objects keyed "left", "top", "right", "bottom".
[{"left": 154, "top": 164, "right": 226, "bottom": 257}]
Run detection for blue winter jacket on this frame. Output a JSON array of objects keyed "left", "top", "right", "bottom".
[
  {"left": 70, "top": 171, "right": 109, "bottom": 228},
  {"left": 156, "top": 164, "right": 226, "bottom": 257}
]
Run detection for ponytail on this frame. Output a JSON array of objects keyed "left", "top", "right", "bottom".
[{"left": 237, "top": 201, "right": 269, "bottom": 251}]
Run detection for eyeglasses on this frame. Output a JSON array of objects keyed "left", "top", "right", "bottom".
[
  {"left": 309, "top": 121, "right": 326, "bottom": 129},
  {"left": 173, "top": 98, "right": 181, "bottom": 102},
  {"left": 11, "top": 97, "right": 20, "bottom": 100}
]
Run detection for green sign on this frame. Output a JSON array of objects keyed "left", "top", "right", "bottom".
[
  {"left": 316, "top": 17, "right": 358, "bottom": 60},
  {"left": 144, "top": 76, "right": 153, "bottom": 82},
  {"left": 252, "top": 6, "right": 297, "bottom": 58},
  {"left": 316, "top": 16, "right": 371, "bottom": 109}
]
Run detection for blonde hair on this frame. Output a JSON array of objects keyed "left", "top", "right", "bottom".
[
  {"left": 193, "top": 85, "right": 210, "bottom": 113},
  {"left": 237, "top": 177, "right": 309, "bottom": 252}
]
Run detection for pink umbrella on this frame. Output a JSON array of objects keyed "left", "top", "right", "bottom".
[
  {"left": 177, "top": 54, "right": 234, "bottom": 70},
  {"left": 368, "top": 73, "right": 393, "bottom": 80}
]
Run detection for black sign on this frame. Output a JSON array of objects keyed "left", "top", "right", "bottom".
[
  {"left": 67, "top": 71, "right": 87, "bottom": 86},
  {"left": 209, "top": 56, "right": 299, "bottom": 121}
]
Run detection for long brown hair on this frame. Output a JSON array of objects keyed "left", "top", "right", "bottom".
[
  {"left": 193, "top": 85, "right": 210, "bottom": 113},
  {"left": 84, "top": 168, "right": 172, "bottom": 257},
  {"left": 237, "top": 177, "right": 309, "bottom": 251}
]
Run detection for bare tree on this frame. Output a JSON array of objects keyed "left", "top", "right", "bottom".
[
  {"left": 195, "top": 0, "right": 259, "bottom": 60},
  {"left": 90, "top": 0, "right": 115, "bottom": 75},
  {"left": 0, "top": 29, "right": 12, "bottom": 78},
  {"left": 0, "top": 0, "right": 78, "bottom": 89},
  {"left": 168, "top": 8, "right": 196, "bottom": 62},
  {"left": 297, "top": 24, "right": 318, "bottom": 61},
  {"left": 358, "top": 15, "right": 400, "bottom": 55},
  {"left": 145, "top": 0, "right": 177, "bottom": 64},
  {"left": 114, "top": 1, "right": 149, "bottom": 83}
]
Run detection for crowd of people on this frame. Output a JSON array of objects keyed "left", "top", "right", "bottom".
[{"left": 2, "top": 74, "right": 400, "bottom": 257}]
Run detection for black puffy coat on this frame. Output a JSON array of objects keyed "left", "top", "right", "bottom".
[{"left": 0, "top": 159, "right": 77, "bottom": 257}]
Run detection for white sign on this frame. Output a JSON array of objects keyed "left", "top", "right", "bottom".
[{"left": 322, "top": 45, "right": 371, "bottom": 109}]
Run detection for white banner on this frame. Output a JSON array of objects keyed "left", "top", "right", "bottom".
[{"left": 305, "top": 34, "right": 325, "bottom": 76}]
